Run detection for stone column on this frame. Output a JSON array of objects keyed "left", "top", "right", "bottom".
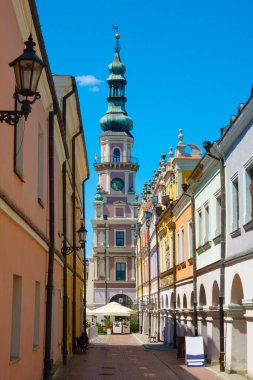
[
  {"left": 224, "top": 304, "right": 246, "bottom": 374},
  {"left": 131, "top": 257, "right": 135, "bottom": 280},
  {"left": 242, "top": 299, "right": 253, "bottom": 378},
  {"left": 186, "top": 312, "right": 194, "bottom": 336},
  {"left": 204, "top": 307, "right": 219, "bottom": 364},
  {"left": 94, "top": 257, "right": 98, "bottom": 280}
]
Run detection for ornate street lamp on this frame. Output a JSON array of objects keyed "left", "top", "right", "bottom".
[
  {"left": 61, "top": 223, "right": 87, "bottom": 255},
  {"left": 0, "top": 34, "right": 44, "bottom": 125}
]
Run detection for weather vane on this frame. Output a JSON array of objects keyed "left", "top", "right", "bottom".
[{"left": 112, "top": 25, "right": 120, "bottom": 52}]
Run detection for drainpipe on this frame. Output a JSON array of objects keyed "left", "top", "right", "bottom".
[
  {"left": 191, "top": 194, "right": 198, "bottom": 337},
  {"left": 140, "top": 228, "right": 144, "bottom": 334},
  {"left": 172, "top": 223, "right": 177, "bottom": 349},
  {"left": 219, "top": 158, "right": 226, "bottom": 372},
  {"left": 71, "top": 129, "right": 82, "bottom": 353},
  {"left": 182, "top": 185, "right": 198, "bottom": 337},
  {"left": 62, "top": 88, "right": 74, "bottom": 365},
  {"left": 155, "top": 224, "right": 160, "bottom": 341},
  {"left": 43, "top": 110, "right": 56, "bottom": 380},
  {"left": 203, "top": 142, "right": 226, "bottom": 372},
  {"left": 82, "top": 177, "right": 89, "bottom": 339},
  {"left": 147, "top": 223, "right": 151, "bottom": 339},
  {"left": 135, "top": 233, "right": 139, "bottom": 329},
  {"left": 62, "top": 160, "right": 67, "bottom": 364},
  {"left": 103, "top": 215, "right": 108, "bottom": 304}
]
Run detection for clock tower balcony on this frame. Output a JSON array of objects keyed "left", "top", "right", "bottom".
[{"left": 94, "top": 156, "right": 139, "bottom": 172}]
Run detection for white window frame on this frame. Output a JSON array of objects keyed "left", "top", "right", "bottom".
[
  {"left": 33, "top": 281, "right": 40, "bottom": 348},
  {"left": 231, "top": 173, "right": 240, "bottom": 231},
  {"left": 114, "top": 206, "right": 125, "bottom": 218},
  {"left": 114, "top": 258, "right": 127, "bottom": 281},
  {"left": 96, "top": 206, "right": 102, "bottom": 218},
  {"left": 181, "top": 227, "right": 185, "bottom": 262},
  {"left": 214, "top": 191, "right": 221, "bottom": 237},
  {"left": 37, "top": 125, "right": 44, "bottom": 203},
  {"left": 115, "top": 229, "right": 125, "bottom": 247},
  {"left": 10, "top": 275, "right": 22, "bottom": 361},
  {"left": 176, "top": 231, "right": 180, "bottom": 264},
  {"left": 188, "top": 219, "right": 193, "bottom": 259},
  {"left": 243, "top": 156, "right": 253, "bottom": 224},
  {"left": 197, "top": 208, "right": 202, "bottom": 247},
  {"left": 112, "top": 146, "right": 122, "bottom": 163},
  {"left": 204, "top": 201, "right": 210, "bottom": 243}
]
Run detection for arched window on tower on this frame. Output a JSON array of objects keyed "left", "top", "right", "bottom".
[{"left": 113, "top": 148, "right": 121, "bottom": 163}]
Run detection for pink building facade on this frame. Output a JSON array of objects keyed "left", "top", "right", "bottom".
[{"left": 0, "top": 2, "right": 88, "bottom": 379}]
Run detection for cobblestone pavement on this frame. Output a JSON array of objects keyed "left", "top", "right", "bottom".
[{"left": 65, "top": 334, "right": 246, "bottom": 380}]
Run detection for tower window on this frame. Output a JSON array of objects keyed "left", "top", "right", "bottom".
[
  {"left": 116, "top": 231, "right": 125, "bottom": 246},
  {"left": 116, "top": 262, "right": 126, "bottom": 280},
  {"left": 113, "top": 148, "right": 121, "bottom": 162}
]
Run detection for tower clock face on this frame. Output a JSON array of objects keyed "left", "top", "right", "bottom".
[{"left": 111, "top": 178, "right": 124, "bottom": 191}]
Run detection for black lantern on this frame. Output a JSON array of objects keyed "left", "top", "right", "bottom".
[
  {"left": 10, "top": 34, "right": 44, "bottom": 98},
  {"left": 77, "top": 224, "right": 87, "bottom": 246},
  {"left": 0, "top": 34, "right": 44, "bottom": 126}
]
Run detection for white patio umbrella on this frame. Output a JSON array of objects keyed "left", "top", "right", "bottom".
[
  {"left": 92, "top": 302, "right": 136, "bottom": 317},
  {"left": 86, "top": 307, "right": 93, "bottom": 315}
]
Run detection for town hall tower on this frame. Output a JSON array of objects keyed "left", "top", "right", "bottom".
[{"left": 91, "top": 34, "right": 139, "bottom": 308}]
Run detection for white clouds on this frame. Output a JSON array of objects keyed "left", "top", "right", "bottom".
[
  {"left": 89, "top": 86, "right": 100, "bottom": 93},
  {"left": 76, "top": 75, "right": 103, "bottom": 92}
]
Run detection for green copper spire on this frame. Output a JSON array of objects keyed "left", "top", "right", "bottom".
[{"left": 99, "top": 33, "right": 133, "bottom": 132}]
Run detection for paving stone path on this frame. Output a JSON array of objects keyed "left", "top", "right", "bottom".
[{"left": 67, "top": 334, "right": 244, "bottom": 380}]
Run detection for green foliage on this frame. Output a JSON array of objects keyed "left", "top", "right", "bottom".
[
  {"left": 105, "top": 317, "right": 112, "bottom": 327},
  {"left": 96, "top": 323, "right": 104, "bottom": 334},
  {"left": 86, "top": 320, "right": 90, "bottom": 328},
  {"left": 130, "top": 317, "right": 139, "bottom": 333}
]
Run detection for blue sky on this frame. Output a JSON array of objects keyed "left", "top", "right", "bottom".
[{"left": 36, "top": 0, "right": 253, "bottom": 256}]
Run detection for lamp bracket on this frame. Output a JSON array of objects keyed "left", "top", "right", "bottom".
[
  {"left": 61, "top": 244, "right": 83, "bottom": 255},
  {"left": 0, "top": 110, "right": 23, "bottom": 126},
  {"left": 0, "top": 92, "right": 41, "bottom": 126}
]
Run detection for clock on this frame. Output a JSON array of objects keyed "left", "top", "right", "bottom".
[{"left": 111, "top": 178, "right": 124, "bottom": 191}]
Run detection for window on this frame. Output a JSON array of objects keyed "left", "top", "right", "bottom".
[
  {"left": 181, "top": 228, "right": 185, "bottom": 262},
  {"left": 14, "top": 100, "right": 24, "bottom": 178},
  {"left": 33, "top": 282, "right": 40, "bottom": 348},
  {"left": 116, "top": 231, "right": 124, "bottom": 246},
  {"left": 10, "top": 275, "right": 22, "bottom": 361},
  {"left": 115, "top": 207, "right": 124, "bottom": 217},
  {"left": 96, "top": 206, "right": 101, "bottom": 218},
  {"left": 116, "top": 262, "right": 126, "bottom": 280},
  {"left": 188, "top": 221, "right": 193, "bottom": 258},
  {"left": 197, "top": 210, "right": 202, "bottom": 246},
  {"left": 113, "top": 148, "right": 120, "bottom": 162},
  {"left": 134, "top": 207, "right": 138, "bottom": 218},
  {"left": 204, "top": 204, "right": 209, "bottom": 242},
  {"left": 176, "top": 231, "right": 180, "bottom": 264},
  {"left": 37, "top": 128, "right": 44, "bottom": 203},
  {"left": 245, "top": 165, "right": 253, "bottom": 223},
  {"left": 215, "top": 196, "right": 221, "bottom": 236},
  {"left": 231, "top": 176, "right": 240, "bottom": 231}
]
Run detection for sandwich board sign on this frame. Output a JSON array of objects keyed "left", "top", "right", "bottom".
[{"left": 185, "top": 336, "right": 205, "bottom": 367}]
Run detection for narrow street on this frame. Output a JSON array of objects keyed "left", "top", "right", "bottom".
[{"left": 63, "top": 335, "right": 244, "bottom": 380}]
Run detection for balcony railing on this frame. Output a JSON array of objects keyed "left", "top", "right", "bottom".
[{"left": 94, "top": 156, "right": 138, "bottom": 165}]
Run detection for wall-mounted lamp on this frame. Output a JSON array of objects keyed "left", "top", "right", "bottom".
[
  {"left": 0, "top": 34, "right": 44, "bottom": 126},
  {"left": 62, "top": 223, "right": 87, "bottom": 255}
]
